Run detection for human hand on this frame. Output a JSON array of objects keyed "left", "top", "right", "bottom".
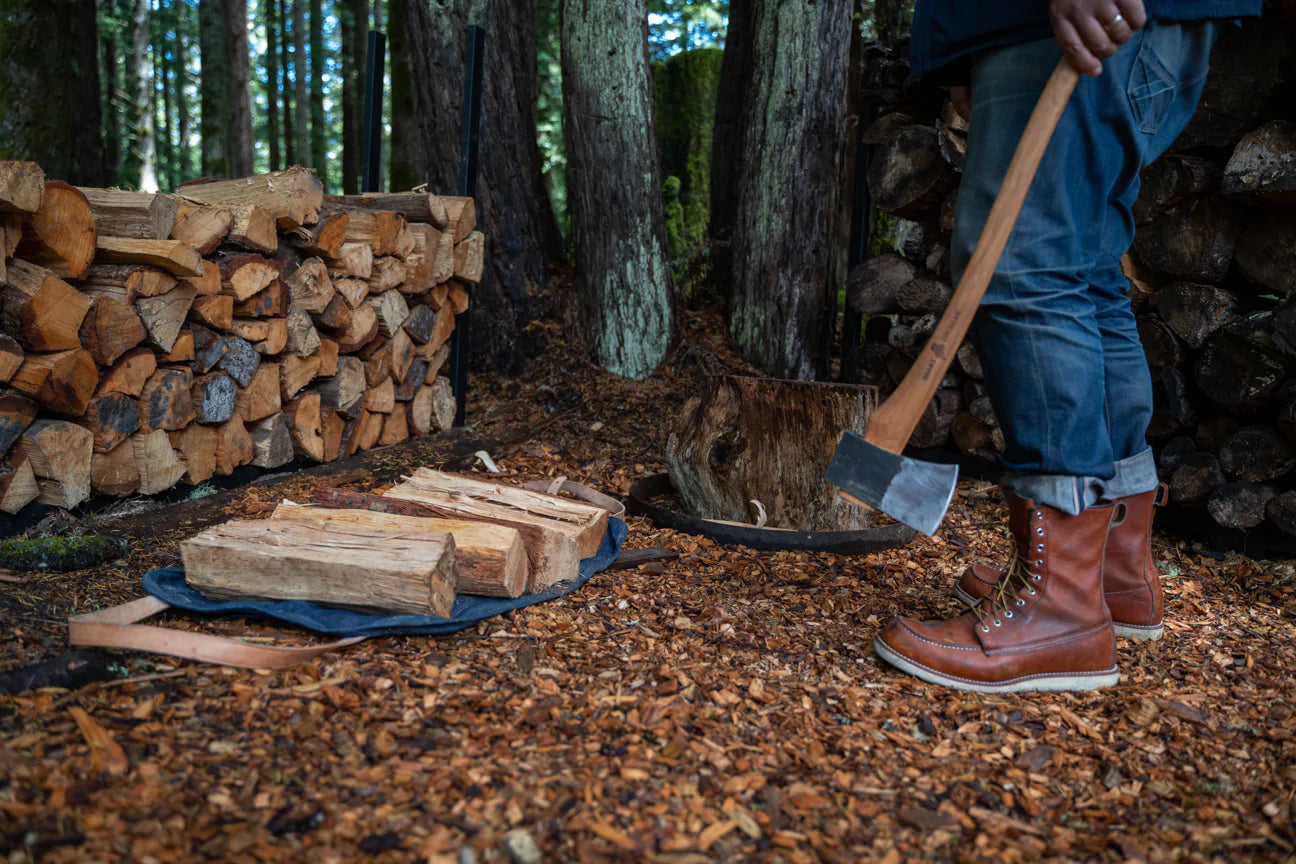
[{"left": 1049, "top": 0, "right": 1147, "bottom": 76}]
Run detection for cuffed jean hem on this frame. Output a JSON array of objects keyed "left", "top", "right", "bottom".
[{"left": 1004, "top": 449, "right": 1159, "bottom": 515}]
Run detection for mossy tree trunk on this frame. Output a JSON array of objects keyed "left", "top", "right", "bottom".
[
  {"left": 728, "top": 0, "right": 853, "bottom": 380},
  {"left": 0, "top": 0, "right": 105, "bottom": 184},
  {"left": 397, "top": 0, "right": 562, "bottom": 375},
  {"left": 561, "top": 0, "right": 675, "bottom": 380},
  {"left": 708, "top": 0, "right": 755, "bottom": 295}
]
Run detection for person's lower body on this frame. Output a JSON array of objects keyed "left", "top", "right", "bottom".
[{"left": 875, "top": 21, "right": 1218, "bottom": 690}]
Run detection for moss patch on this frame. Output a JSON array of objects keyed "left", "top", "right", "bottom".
[{"left": 0, "top": 535, "right": 127, "bottom": 573}]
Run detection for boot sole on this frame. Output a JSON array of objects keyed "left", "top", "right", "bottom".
[
  {"left": 953, "top": 586, "right": 1165, "bottom": 643},
  {"left": 873, "top": 637, "right": 1120, "bottom": 694}
]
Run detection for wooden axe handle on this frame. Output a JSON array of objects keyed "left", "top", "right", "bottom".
[{"left": 864, "top": 59, "right": 1080, "bottom": 454}]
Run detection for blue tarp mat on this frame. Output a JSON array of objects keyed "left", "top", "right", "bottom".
[{"left": 142, "top": 517, "right": 627, "bottom": 638}]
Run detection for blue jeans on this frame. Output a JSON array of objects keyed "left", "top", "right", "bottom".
[{"left": 951, "top": 22, "right": 1218, "bottom": 514}]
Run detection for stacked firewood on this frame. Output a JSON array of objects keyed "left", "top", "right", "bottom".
[
  {"left": 0, "top": 162, "right": 485, "bottom": 515},
  {"left": 180, "top": 470, "right": 607, "bottom": 611},
  {"left": 846, "top": 20, "right": 1296, "bottom": 536}
]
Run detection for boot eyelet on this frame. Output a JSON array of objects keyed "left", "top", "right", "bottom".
[
  {"left": 1016, "top": 598, "right": 1026, "bottom": 606},
  {"left": 1035, "top": 527, "right": 1044, "bottom": 536},
  {"left": 981, "top": 625, "right": 990, "bottom": 633},
  {"left": 993, "top": 619, "right": 1002, "bottom": 627},
  {"left": 1032, "top": 574, "right": 1042, "bottom": 582},
  {"left": 1035, "top": 558, "right": 1044, "bottom": 566},
  {"left": 1036, "top": 544, "right": 1045, "bottom": 553},
  {"left": 1004, "top": 611, "right": 1014, "bottom": 618},
  {"left": 1035, "top": 512, "right": 1043, "bottom": 520}
]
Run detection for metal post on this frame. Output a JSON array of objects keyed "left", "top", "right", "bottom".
[
  {"left": 362, "top": 30, "right": 387, "bottom": 194},
  {"left": 449, "top": 25, "right": 485, "bottom": 428}
]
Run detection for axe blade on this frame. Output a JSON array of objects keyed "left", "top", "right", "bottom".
[{"left": 825, "top": 431, "right": 959, "bottom": 537}]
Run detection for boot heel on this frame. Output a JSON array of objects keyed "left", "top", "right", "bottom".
[{"left": 1112, "top": 622, "right": 1164, "bottom": 641}]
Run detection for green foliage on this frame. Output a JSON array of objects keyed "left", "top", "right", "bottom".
[
  {"left": 0, "top": 535, "right": 127, "bottom": 572},
  {"left": 647, "top": 0, "right": 728, "bottom": 60}
]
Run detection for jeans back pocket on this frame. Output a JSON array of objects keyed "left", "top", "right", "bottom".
[{"left": 1126, "top": 30, "right": 1177, "bottom": 135}]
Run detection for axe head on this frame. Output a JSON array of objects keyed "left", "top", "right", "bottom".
[{"left": 825, "top": 430, "right": 959, "bottom": 536}]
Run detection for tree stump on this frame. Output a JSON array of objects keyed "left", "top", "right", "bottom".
[{"left": 665, "top": 376, "right": 880, "bottom": 531}]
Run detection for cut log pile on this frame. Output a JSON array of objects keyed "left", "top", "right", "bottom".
[
  {"left": 1, "top": 163, "right": 484, "bottom": 515},
  {"left": 847, "top": 20, "right": 1296, "bottom": 536},
  {"left": 179, "top": 470, "right": 605, "bottom": 614}
]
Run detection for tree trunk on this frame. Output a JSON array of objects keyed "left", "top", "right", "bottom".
[
  {"left": 175, "top": 2, "right": 191, "bottom": 182},
  {"left": 399, "top": 0, "right": 561, "bottom": 375},
  {"left": 709, "top": 0, "right": 754, "bottom": 299},
  {"left": 559, "top": 0, "right": 673, "bottom": 380},
  {"left": 198, "top": 0, "right": 230, "bottom": 176},
  {"left": 265, "top": 0, "right": 281, "bottom": 171},
  {"left": 341, "top": 0, "right": 368, "bottom": 194},
  {"left": 226, "top": 0, "right": 255, "bottom": 177},
  {"left": 157, "top": 2, "right": 177, "bottom": 192},
  {"left": 387, "top": 0, "right": 419, "bottom": 192},
  {"left": 728, "top": 0, "right": 853, "bottom": 380},
  {"left": 293, "top": 0, "right": 310, "bottom": 167},
  {"left": 280, "top": 0, "right": 295, "bottom": 166},
  {"left": 132, "top": 0, "right": 158, "bottom": 192},
  {"left": 310, "top": 0, "right": 326, "bottom": 182},
  {"left": 0, "top": 0, "right": 105, "bottom": 185},
  {"left": 102, "top": 20, "right": 122, "bottom": 183}
]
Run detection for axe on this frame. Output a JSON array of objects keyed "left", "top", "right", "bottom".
[{"left": 826, "top": 59, "right": 1080, "bottom": 536}]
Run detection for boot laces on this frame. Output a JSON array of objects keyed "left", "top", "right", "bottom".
[{"left": 970, "top": 553, "right": 1035, "bottom": 629}]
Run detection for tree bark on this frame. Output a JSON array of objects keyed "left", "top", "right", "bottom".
[
  {"left": 175, "top": 1, "right": 191, "bottom": 181},
  {"left": 560, "top": 0, "right": 673, "bottom": 380},
  {"left": 708, "top": 0, "right": 754, "bottom": 297},
  {"left": 399, "top": 0, "right": 561, "bottom": 374},
  {"left": 310, "top": 0, "right": 326, "bottom": 182},
  {"left": 728, "top": 0, "right": 853, "bottom": 380},
  {"left": 198, "top": 0, "right": 230, "bottom": 176},
  {"left": 265, "top": 0, "right": 282, "bottom": 171},
  {"left": 102, "top": 15, "right": 122, "bottom": 183},
  {"left": 293, "top": 0, "right": 310, "bottom": 167},
  {"left": 341, "top": 0, "right": 369, "bottom": 194},
  {"left": 157, "top": 0, "right": 177, "bottom": 192},
  {"left": 226, "top": 0, "right": 255, "bottom": 177},
  {"left": 280, "top": 0, "right": 295, "bottom": 166},
  {"left": 387, "top": 0, "right": 419, "bottom": 192},
  {"left": 0, "top": 0, "right": 105, "bottom": 185}
]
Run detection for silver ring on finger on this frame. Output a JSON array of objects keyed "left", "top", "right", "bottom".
[{"left": 1104, "top": 12, "right": 1125, "bottom": 29}]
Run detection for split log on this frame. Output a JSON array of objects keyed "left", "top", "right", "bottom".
[
  {"left": 247, "top": 412, "right": 295, "bottom": 468},
  {"left": 279, "top": 353, "right": 321, "bottom": 400},
  {"left": 235, "top": 362, "right": 282, "bottom": 422},
  {"left": 284, "top": 306, "right": 321, "bottom": 356},
  {"left": 213, "top": 252, "right": 279, "bottom": 301},
  {"left": 0, "top": 335, "right": 22, "bottom": 382},
  {"left": 160, "top": 330, "right": 194, "bottom": 363},
  {"left": 1221, "top": 119, "right": 1296, "bottom": 203},
  {"left": 78, "top": 188, "right": 178, "bottom": 239},
  {"left": 368, "top": 255, "right": 406, "bottom": 293},
  {"left": 364, "top": 290, "right": 410, "bottom": 340},
  {"left": 0, "top": 389, "right": 38, "bottom": 454},
  {"left": 429, "top": 231, "right": 455, "bottom": 284},
  {"left": 314, "top": 356, "right": 365, "bottom": 416},
  {"left": 401, "top": 225, "right": 439, "bottom": 293},
  {"left": 1194, "top": 328, "right": 1288, "bottom": 413},
  {"left": 135, "top": 283, "right": 197, "bottom": 352},
  {"left": 130, "top": 429, "right": 187, "bottom": 494},
  {"left": 137, "top": 367, "right": 196, "bottom": 433},
  {"left": 284, "top": 391, "right": 326, "bottom": 461},
  {"left": 428, "top": 282, "right": 450, "bottom": 310},
  {"left": 17, "top": 181, "right": 96, "bottom": 279},
  {"left": 1234, "top": 208, "right": 1296, "bottom": 295},
  {"left": 317, "top": 338, "right": 339, "bottom": 377},
  {"left": 94, "top": 237, "right": 203, "bottom": 277},
  {"left": 424, "top": 304, "right": 456, "bottom": 355},
  {"left": 910, "top": 387, "right": 960, "bottom": 450},
  {"left": 360, "top": 338, "right": 392, "bottom": 385},
  {"left": 226, "top": 205, "right": 279, "bottom": 253},
  {"left": 453, "top": 232, "right": 485, "bottom": 283},
  {"left": 395, "top": 358, "right": 429, "bottom": 402},
  {"left": 189, "top": 294, "right": 234, "bottom": 331},
  {"left": 667, "top": 376, "right": 880, "bottom": 531},
  {"left": 326, "top": 242, "right": 374, "bottom": 279},
  {"left": 1136, "top": 315, "right": 1186, "bottom": 370},
  {"left": 213, "top": 415, "right": 254, "bottom": 475},
  {"left": 845, "top": 253, "right": 917, "bottom": 315},
  {"left": 190, "top": 326, "right": 225, "bottom": 374},
  {"left": 339, "top": 409, "right": 367, "bottom": 456},
  {"left": 229, "top": 317, "right": 288, "bottom": 353},
  {"left": 169, "top": 199, "right": 233, "bottom": 253},
  {"left": 1156, "top": 435, "right": 1198, "bottom": 479},
  {"left": 0, "top": 451, "right": 40, "bottom": 513},
  {"left": 217, "top": 337, "right": 260, "bottom": 387},
  {"left": 388, "top": 469, "right": 609, "bottom": 559},
  {"left": 1148, "top": 365, "right": 1197, "bottom": 439},
  {"left": 79, "top": 393, "right": 141, "bottom": 453},
  {"left": 377, "top": 406, "right": 408, "bottom": 444},
  {"left": 1208, "top": 482, "right": 1276, "bottom": 530},
  {"left": 325, "top": 192, "right": 447, "bottom": 226},
  {"left": 285, "top": 210, "right": 350, "bottom": 258},
  {"left": 284, "top": 257, "right": 335, "bottom": 313},
  {"left": 178, "top": 167, "right": 324, "bottom": 229},
  {"left": 2, "top": 259, "right": 93, "bottom": 351},
  {"left": 365, "top": 378, "right": 395, "bottom": 414},
  {"left": 378, "top": 484, "right": 579, "bottom": 592},
  {"left": 394, "top": 219, "right": 415, "bottom": 260},
  {"left": 1, "top": 212, "right": 19, "bottom": 256},
  {"left": 446, "top": 281, "right": 470, "bottom": 314},
  {"left": 181, "top": 518, "right": 457, "bottom": 616},
  {"left": 0, "top": 160, "right": 45, "bottom": 212},
  {"left": 168, "top": 422, "right": 220, "bottom": 484},
  {"left": 427, "top": 375, "right": 455, "bottom": 431},
  {"left": 1170, "top": 452, "right": 1226, "bottom": 509},
  {"left": 90, "top": 445, "right": 140, "bottom": 496},
  {"left": 178, "top": 259, "right": 221, "bottom": 296},
  {"left": 332, "top": 276, "right": 369, "bottom": 308},
  {"left": 10, "top": 349, "right": 97, "bottom": 416},
  {"left": 408, "top": 383, "right": 435, "bottom": 434},
  {"left": 1196, "top": 415, "right": 1241, "bottom": 453},
  {"left": 282, "top": 497, "right": 527, "bottom": 598},
  {"left": 80, "top": 263, "right": 178, "bottom": 302},
  {"left": 1266, "top": 491, "right": 1296, "bottom": 538},
  {"left": 232, "top": 279, "right": 289, "bottom": 317},
  {"left": 896, "top": 278, "right": 951, "bottom": 315},
  {"left": 1132, "top": 196, "right": 1244, "bottom": 283},
  {"left": 97, "top": 347, "right": 156, "bottom": 397},
  {"left": 1151, "top": 282, "right": 1239, "bottom": 350},
  {"left": 1219, "top": 426, "right": 1295, "bottom": 482},
  {"left": 320, "top": 405, "right": 344, "bottom": 461},
  {"left": 442, "top": 196, "right": 476, "bottom": 242},
  {"left": 867, "top": 126, "right": 955, "bottom": 220},
  {"left": 78, "top": 295, "right": 147, "bottom": 366},
  {"left": 403, "top": 303, "right": 436, "bottom": 344},
  {"left": 336, "top": 208, "right": 400, "bottom": 255},
  {"left": 335, "top": 303, "right": 379, "bottom": 353},
  {"left": 21, "top": 419, "right": 93, "bottom": 508},
  {"left": 1133, "top": 155, "right": 1220, "bottom": 224},
  {"left": 190, "top": 372, "right": 237, "bottom": 424},
  {"left": 355, "top": 408, "right": 384, "bottom": 450},
  {"left": 314, "top": 294, "right": 353, "bottom": 331},
  {"left": 388, "top": 329, "right": 414, "bottom": 383}
]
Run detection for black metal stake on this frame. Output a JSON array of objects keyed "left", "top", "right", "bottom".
[
  {"left": 362, "top": 30, "right": 387, "bottom": 194},
  {"left": 449, "top": 25, "right": 485, "bottom": 428}
]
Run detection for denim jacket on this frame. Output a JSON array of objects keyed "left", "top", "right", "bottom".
[{"left": 909, "top": 0, "right": 1263, "bottom": 81}]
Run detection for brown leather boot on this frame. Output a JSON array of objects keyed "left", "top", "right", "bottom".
[
  {"left": 954, "top": 484, "right": 1166, "bottom": 641},
  {"left": 874, "top": 493, "right": 1121, "bottom": 693}
]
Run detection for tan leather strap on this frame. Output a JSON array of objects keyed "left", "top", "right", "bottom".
[
  {"left": 520, "top": 477, "right": 626, "bottom": 519},
  {"left": 68, "top": 596, "right": 365, "bottom": 669}
]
